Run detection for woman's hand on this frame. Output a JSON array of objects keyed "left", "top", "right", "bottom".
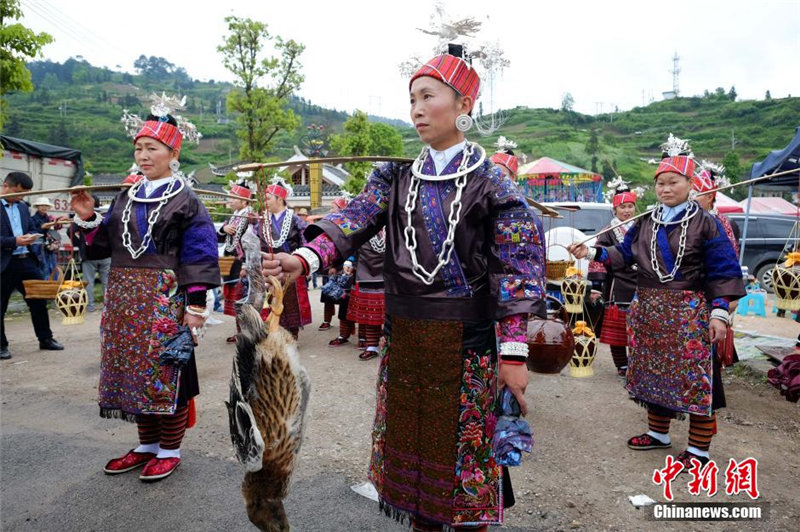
[
  {"left": 261, "top": 252, "right": 304, "bottom": 283},
  {"left": 223, "top": 224, "right": 236, "bottom": 235},
  {"left": 69, "top": 190, "right": 95, "bottom": 219},
  {"left": 568, "top": 243, "right": 589, "bottom": 259},
  {"left": 498, "top": 363, "right": 529, "bottom": 416},
  {"left": 709, "top": 318, "right": 727, "bottom": 345},
  {"left": 183, "top": 312, "right": 206, "bottom": 345}
]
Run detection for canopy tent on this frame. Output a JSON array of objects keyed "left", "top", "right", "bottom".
[
  {"left": 738, "top": 196, "right": 799, "bottom": 216},
  {"left": 739, "top": 126, "right": 800, "bottom": 261},
  {"left": 517, "top": 157, "right": 603, "bottom": 202},
  {"left": 716, "top": 192, "right": 744, "bottom": 213}
]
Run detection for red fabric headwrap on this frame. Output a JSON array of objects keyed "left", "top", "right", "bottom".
[
  {"left": 122, "top": 173, "right": 144, "bottom": 185},
  {"left": 612, "top": 191, "right": 637, "bottom": 208},
  {"left": 410, "top": 54, "right": 480, "bottom": 102},
  {"left": 134, "top": 120, "right": 183, "bottom": 152},
  {"left": 490, "top": 152, "right": 519, "bottom": 176},
  {"left": 655, "top": 155, "right": 695, "bottom": 179},
  {"left": 332, "top": 197, "right": 348, "bottom": 210},
  {"left": 692, "top": 168, "right": 716, "bottom": 199},
  {"left": 265, "top": 184, "right": 288, "bottom": 200},
  {"left": 229, "top": 184, "right": 252, "bottom": 199}
]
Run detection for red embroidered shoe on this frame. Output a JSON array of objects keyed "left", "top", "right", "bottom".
[
  {"left": 318, "top": 322, "right": 331, "bottom": 331},
  {"left": 675, "top": 449, "right": 710, "bottom": 470},
  {"left": 358, "top": 349, "right": 379, "bottom": 361},
  {"left": 103, "top": 449, "right": 156, "bottom": 475},
  {"left": 627, "top": 433, "right": 671, "bottom": 450},
  {"left": 139, "top": 457, "right": 181, "bottom": 481},
  {"left": 328, "top": 336, "right": 349, "bottom": 347},
  {"left": 357, "top": 338, "right": 367, "bottom": 349},
  {"left": 226, "top": 335, "right": 237, "bottom": 343}
]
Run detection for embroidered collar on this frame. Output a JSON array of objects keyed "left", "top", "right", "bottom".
[{"left": 428, "top": 141, "right": 467, "bottom": 175}]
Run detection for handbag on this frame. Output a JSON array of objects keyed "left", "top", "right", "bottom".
[
  {"left": 717, "top": 324, "right": 736, "bottom": 368},
  {"left": 321, "top": 278, "right": 346, "bottom": 301},
  {"left": 159, "top": 325, "right": 194, "bottom": 367}
]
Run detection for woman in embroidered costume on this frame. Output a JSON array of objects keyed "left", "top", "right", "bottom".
[
  {"left": 218, "top": 179, "right": 253, "bottom": 343},
  {"left": 692, "top": 161, "right": 741, "bottom": 366},
  {"left": 347, "top": 227, "right": 387, "bottom": 361},
  {"left": 588, "top": 180, "right": 639, "bottom": 377},
  {"left": 70, "top": 99, "right": 220, "bottom": 482},
  {"left": 254, "top": 177, "right": 312, "bottom": 340},
  {"left": 569, "top": 135, "right": 745, "bottom": 469},
  {"left": 263, "top": 45, "right": 546, "bottom": 531}
]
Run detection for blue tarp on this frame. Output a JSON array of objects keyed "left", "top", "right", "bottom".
[{"left": 749, "top": 126, "right": 800, "bottom": 188}]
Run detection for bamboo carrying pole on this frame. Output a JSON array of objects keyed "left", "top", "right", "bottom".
[{"left": 574, "top": 166, "right": 800, "bottom": 246}]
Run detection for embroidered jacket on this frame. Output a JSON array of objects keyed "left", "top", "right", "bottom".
[{"left": 304, "top": 149, "right": 546, "bottom": 322}]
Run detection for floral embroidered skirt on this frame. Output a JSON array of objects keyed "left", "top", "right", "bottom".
[
  {"left": 369, "top": 316, "right": 504, "bottom": 528},
  {"left": 347, "top": 282, "right": 385, "bottom": 326},
  {"left": 98, "top": 267, "right": 199, "bottom": 421},
  {"left": 626, "top": 288, "right": 714, "bottom": 416}
]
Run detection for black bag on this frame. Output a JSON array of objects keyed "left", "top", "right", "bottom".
[{"left": 159, "top": 325, "right": 194, "bottom": 367}]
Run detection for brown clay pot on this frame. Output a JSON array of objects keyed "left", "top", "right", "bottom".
[{"left": 526, "top": 298, "right": 575, "bottom": 374}]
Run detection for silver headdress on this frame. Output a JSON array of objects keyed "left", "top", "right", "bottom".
[
  {"left": 660, "top": 133, "right": 693, "bottom": 158},
  {"left": 494, "top": 136, "right": 517, "bottom": 153},
  {"left": 120, "top": 92, "right": 202, "bottom": 144}
]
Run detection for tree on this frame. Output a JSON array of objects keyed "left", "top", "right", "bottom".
[
  {"left": 561, "top": 92, "right": 574, "bottom": 112},
  {"left": 765, "top": 90, "right": 772, "bottom": 100},
  {"left": 218, "top": 15, "right": 305, "bottom": 161},
  {"left": 0, "top": 0, "right": 53, "bottom": 127},
  {"left": 728, "top": 86, "right": 737, "bottom": 101},
  {"left": 722, "top": 151, "right": 743, "bottom": 181},
  {"left": 330, "top": 111, "right": 404, "bottom": 194}
]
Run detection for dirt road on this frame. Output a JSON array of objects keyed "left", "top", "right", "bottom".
[{"left": 1, "top": 296, "right": 798, "bottom": 531}]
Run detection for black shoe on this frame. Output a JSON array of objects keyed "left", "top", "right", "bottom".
[
  {"left": 39, "top": 338, "right": 64, "bottom": 351},
  {"left": 0, "top": 347, "right": 11, "bottom": 360}
]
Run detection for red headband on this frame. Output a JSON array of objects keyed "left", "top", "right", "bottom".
[
  {"left": 122, "top": 173, "right": 144, "bottom": 185},
  {"left": 332, "top": 197, "right": 348, "bottom": 210},
  {"left": 229, "top": 184, "right": 252, "bottom": 199},
  {"left": 134, "top": 120, "right": 183, "bottom": 152},
  {"left": 265, "top": 184, "right": 288, "bottom": 200},
  {"left": 490, "top": 152, "right": 518, "bottom": 176},
  {"left": 655, "top": 155, "right": 695, "bottom": 179},
  {"left": 612, "top": 191, "right": 637, "bottom": 208},
  {"left": 410, "top": 54, "right": 480, "bottom": 102},
  {"left": 692, "top": 169, "right": 716, "bottom": 199}
]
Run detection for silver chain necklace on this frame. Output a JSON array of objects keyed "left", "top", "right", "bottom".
[
  {"left": 224, "top": 207, "right": 251, "bottom": 253},
  {"left": 649, "top": 202, "right": 699, "bottom": 283},
  {"left": 369, "top": 229, "right": 385, "bottom": 253},
  {"left": 120, "top": 178, "right": 181, "bottom": 259},
  {"left": 262, "top": 208, "right": 293, "bottom": 249},
  {"left": 403, "top": 142, "right": 484, "bottom": 285}
]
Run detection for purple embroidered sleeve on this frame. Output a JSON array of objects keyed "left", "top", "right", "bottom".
[
  {"left": 305, "top": 232, "right": 341, "bottom": 270},
  {"left": 498, "top": 314, "right": 528, "bottom": 343},
  {"left": 488, "top": 169, "right": 547, "bottom": 319}
]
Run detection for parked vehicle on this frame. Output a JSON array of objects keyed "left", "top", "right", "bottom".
[{"left": 725, "top": 213, "right": 798, "bottom": 293}]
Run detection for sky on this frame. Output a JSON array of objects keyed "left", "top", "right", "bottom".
[{"left": 18, "top": 0, "right": 800, "bottom": 123}]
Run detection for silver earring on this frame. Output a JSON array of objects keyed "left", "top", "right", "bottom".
[
  {"left": 169, "top": 159, "right": 180, "bottom": 173},
  {"left": 455, "top": 114, "right": 473, "bottom": 132}
]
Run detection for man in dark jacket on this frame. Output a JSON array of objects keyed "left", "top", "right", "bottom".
[{"left": 1, "top": 172, "right": 64, "bottom": 360}]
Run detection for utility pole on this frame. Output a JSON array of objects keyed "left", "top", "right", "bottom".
[{"left": 731, "top": 128, "right": 736, "bottom": 151}]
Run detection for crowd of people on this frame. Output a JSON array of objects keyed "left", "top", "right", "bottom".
[{"left": 0, "top": 43, "right": 761, "bottom": 532}]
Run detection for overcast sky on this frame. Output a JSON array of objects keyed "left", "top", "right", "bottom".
[{"left": 20, "top": 0, "right": 800, "bottom": 122}]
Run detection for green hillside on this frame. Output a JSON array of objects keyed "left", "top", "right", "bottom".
[{"left": 3, "top": 58, "right": 798, "bottom": 200}]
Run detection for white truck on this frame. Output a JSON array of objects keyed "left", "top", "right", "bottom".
[{"left": 0, "top": 134, "right": 84, "bottom": 216}]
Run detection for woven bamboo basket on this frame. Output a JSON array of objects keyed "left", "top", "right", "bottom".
[
  {"left": 22, "top": 266, "right": 87, "bottom": 299},
  {"left": 546, "top": 244, "right": 575, "bottom": 281},
  {"left": 561, "top": 276, "right": 588, "bottom": 314},
  {"left": 54, "top": 259, "right": 88, "bottom": 324},
  {"left": 219, "top": 256, "right": 236, "bottom": 276},
  {"left": 772, "top": 264, "right": 800, "bottom": 311},
  {"left": 570, "top": 321, "right": 597, "bottom": 378}
]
